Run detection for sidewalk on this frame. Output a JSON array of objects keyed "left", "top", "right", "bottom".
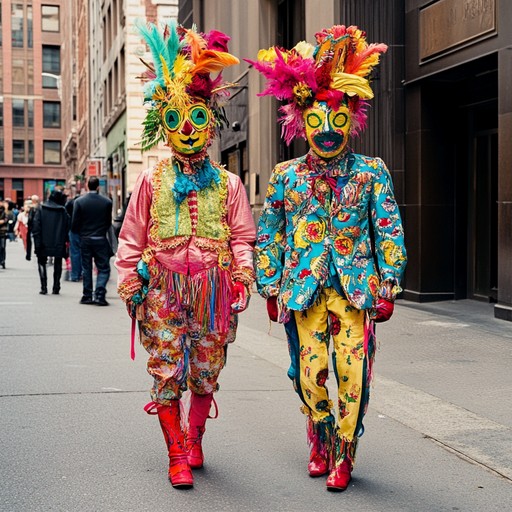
[{"left": 237, "top": 281, "right": 512, "bottom": 482}]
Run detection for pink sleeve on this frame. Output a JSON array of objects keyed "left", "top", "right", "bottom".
[
  {"left": 115, "top": 169, "right": 152, "bottom": 297},
  {"left": 226, "top": 173, "right": 256, "bottom": 280}
]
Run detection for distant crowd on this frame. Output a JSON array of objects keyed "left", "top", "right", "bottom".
[{"left": 0, "top": 177, "right": 117, "bottom": 305}]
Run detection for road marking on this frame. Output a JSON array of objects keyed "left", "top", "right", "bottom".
[
  {"left": 0, "top": 302, "right": 33, "bottom": 305},
  {"left": 418, "top": 320, "right": 469, "bottom": 328}
]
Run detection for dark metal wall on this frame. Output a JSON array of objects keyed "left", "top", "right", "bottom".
[{"left": 337, "top": 0, "right": 406, "bottom": 205}]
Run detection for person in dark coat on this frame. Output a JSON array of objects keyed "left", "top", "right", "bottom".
[
  {"left": 26, "top": 195, "right": 40, "bottom": 261},
  {"left": 71, "top": 176, "right": 113, "bottom": 306},
  {"left": 65, "top": 194, "right": 83, "bottom": 281},
  {"left": 32, "top": 189, "right": 70, "bottom": 295},
  {"left": 0, "top": 202, "right": 8, "bottom": 269}
]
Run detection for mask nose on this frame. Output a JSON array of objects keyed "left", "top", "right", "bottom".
[
  {"left": 323, "top": 114, "right": 331, "bottom": 132},
  {"left": 181, "top": 119, "right": 194, "bottom": 136}
]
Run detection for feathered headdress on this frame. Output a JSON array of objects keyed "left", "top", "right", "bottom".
[
  {"left": 247, "top": 25, "right": 387, "bottom": 145},
  {"left": 135, "top": 20, "right": 239, "bottom": 151}
]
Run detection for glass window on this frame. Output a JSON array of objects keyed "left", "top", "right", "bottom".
[
  {"left": 43, "top": 140, "right": 61, "bottom": 164},
  {"left": 43, "top": 101, "right": 60, "bottom": 128},
  {"left": 27, "top": 5, "right": 32, "bottom": 48},
  {"left": 42, "top": 5, "right": 59, "bottom": 32},
  {"left": 11, "top": 3, "right": 23, "bottom": 47},
  {"left": 0, "top": 100, "right": 3, "bottom": 126},
  {"left": 0, "top": 3, "right": 3, "bottom": 47},
  {"left": 42, "top": 46, "right": 60, "bottom": 88},
  {"left": 27, "top": 100, "right": 34, "bottom": 128},
  {"left": 12, "top": 178, "right": 23, "bottom": 190},
  {"left": 28, "top": 141, "right": 34, "bottom": 163},
  {"left": 12, "top": 99, "right": 24, "bottom": 127},
  {"left": 0, "top": 139, "right": 4, "bottom": 163},
  {"left": 13, "top": 139, "right": 25, "bottom": 163},
  {"left": 42, "top": 45, "right": 60, "bottom": 73}
]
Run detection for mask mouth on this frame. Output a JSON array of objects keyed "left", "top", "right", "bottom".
[
  {"left": 312, "top": 132, "right": 344, "bottom": 152},
  {"left": 180, "top": 136, "right": 199, "bottom": 146}
]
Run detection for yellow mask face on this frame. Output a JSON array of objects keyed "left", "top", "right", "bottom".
[
  {"left": 303, "top": 101, "right": 351, "bottom": 159},
  {"left": 162, "top": 102, "right": 212, "bottom": 155}
]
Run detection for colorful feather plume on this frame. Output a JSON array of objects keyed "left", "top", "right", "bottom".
[
  {"left": 135, "top": 20, "right": 239, "bottom": 151},
  {"left": 249, "top": 25, "right": 387, "bottom": 145}
]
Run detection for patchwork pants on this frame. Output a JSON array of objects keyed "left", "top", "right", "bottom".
[
  {"left": 139, "top": 278, "right": 236, "bottom": 405},
  {"left": 284, "top": 287, "right": 375, "bottom": 466}
]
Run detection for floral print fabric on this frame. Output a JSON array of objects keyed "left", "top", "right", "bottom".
[
  {"left": 286, "top": 287, "right": 375, "bottom": 466},
  {"left": 255, "top": 151, "right": 407, "bottom": 316},
  {"left": 139, "top": 265, "right": 237, "bottom": 405}
]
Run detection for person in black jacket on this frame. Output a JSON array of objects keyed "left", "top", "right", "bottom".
[
  {"left": 32, "top": 188, "right": 70, "bottom": 295},
  {"left": 71, "top": 176, "right": 113, "bottom": 306},
  {"left": 0, "top": 202, "right": 8, "bottom": 269},
  {"left": 65, "top": 194, "right": 83, "bottom": 281},
  {"left": 26, "top": 195, "right": 40, "bottom": 261}
]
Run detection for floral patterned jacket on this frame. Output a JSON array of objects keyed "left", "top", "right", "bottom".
[{"left": 254, "top": 151, "right": 407, "bottom": 316}]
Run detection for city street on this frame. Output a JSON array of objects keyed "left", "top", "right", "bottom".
[{"left": 1, "top": 239, "right": 511, "bottom": 511}]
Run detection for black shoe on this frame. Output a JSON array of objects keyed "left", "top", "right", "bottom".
[
  {"left": 52, "top": 289, "right": 60, "bottom": 295},
  {"left": 39, "top": 289, "right": 48, "bottom": 295},
  {"left": 95, "top": 298, "right": 109, "bottom": 306},
  {"left": 80, "top": 296, "right": 95, "bottom": 305}
]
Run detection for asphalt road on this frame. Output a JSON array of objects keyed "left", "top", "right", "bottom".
[{"left": 1, "top": 240, "right": 511, "bottom": 511}]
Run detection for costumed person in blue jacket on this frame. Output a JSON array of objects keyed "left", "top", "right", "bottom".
[{"left": 250, "top": 25, "right": 407, "bottom": 491}]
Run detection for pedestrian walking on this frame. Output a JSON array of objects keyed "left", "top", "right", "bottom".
[
  {"left": 65, "top": 194, "right": 82, "bottom": 281},
  {"left": 5, "top": 201, "right": 17, "bottom": 242},
  {"left": 251, "top": 25, "right": 407, "bottom": 491},
  {"left": 14, "top": 199, "right": 32, "bottom": 253},
  {"left": 71, "top": 176, "right": 113, "bottom": 306},
  {"left": 0, "top": 202, "right": 8, "bottom": 268},
  {"left": 26, "top": 195, "right": 40, "bottom": 261},
  {"left": 32, "top": 188, "right": 70, "bottom": 295},
  {"left": 115, "top": 21, "right": 255, "bottom": 489}
]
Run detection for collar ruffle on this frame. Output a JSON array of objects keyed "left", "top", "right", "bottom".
[{"left": 172, "top": 156, "right": 220, "bottom": 204}]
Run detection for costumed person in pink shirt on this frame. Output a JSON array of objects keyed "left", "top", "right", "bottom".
[
  {"left": 116, "top": 21, "right": 255, "bottom": 489},
  {"left": 250, "top": 26, "right": 406, "bottom": 491}
]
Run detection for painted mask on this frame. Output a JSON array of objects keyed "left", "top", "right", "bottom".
[
  {"left": 303, "top": 101, "right": 352, "bottom": 159},
  {"left": 162, "top": 101, "right": 212, "bottom": 155}
]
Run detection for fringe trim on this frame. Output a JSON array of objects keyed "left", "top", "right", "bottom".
[
  {"left": 149, "top": 258, "right": 234, "bottom": 334},
  {"left": 118, "top": 276, "right": 143, "bottom": 302},
  {"left": 305, "top": 415, "right": 336, "bottom": 469}
]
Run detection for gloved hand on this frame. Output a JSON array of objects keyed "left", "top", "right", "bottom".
[
  {"left": 267, "top": 296, "right": 278, "bottom": 322},
  {"left": 373, "top": 298, "right": 394, "bottom": 323},
  {"left": 231, "top": 282, "right": 250, "bottom": 312}
]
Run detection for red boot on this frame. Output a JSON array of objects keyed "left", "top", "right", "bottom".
[
  {"left": 146, "top": 401, "right": 194, "bottom": 488},
  {"left": 326, "top": 458, "right": 352, "bottom": 492},
  {"left": 186, "top": 392, "right": 218, "bottom": 469},
  {"left": 308, "top": 446, "right": 329, "bottom": 477}
]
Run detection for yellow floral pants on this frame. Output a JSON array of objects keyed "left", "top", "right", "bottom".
[{"left": 284, "top": 287, "right": 375, "bottom": 467}]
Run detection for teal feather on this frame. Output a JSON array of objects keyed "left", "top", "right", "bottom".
[
  {"left": 165, "top": 19, "right": 182, "bottom": 78},
  {"left": 134, "top": 19, "right": 168, "bottom": 88}
]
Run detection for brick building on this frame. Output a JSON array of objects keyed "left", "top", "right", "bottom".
[{"left": 0, "top": 0, "right": 67, "bottom": 203}]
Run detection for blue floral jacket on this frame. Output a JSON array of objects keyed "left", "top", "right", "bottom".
[{"left": 254, "top": 151, "right": 407, "bottom": 316}]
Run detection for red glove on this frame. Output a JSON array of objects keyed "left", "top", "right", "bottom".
[
  {"left": 231, "top": 282, "right": 249, "bottom": 312},
  {"left": 373, "top": 298, "right": 394, "bottom": 323},
  {"left": 267, "top": 296, "right": 278, "bottom": 322}
]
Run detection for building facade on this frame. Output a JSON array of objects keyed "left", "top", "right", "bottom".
[
  {"left": 0, "top": 0, "right": 67, "bottom": 203},
  {"left": 178, "top": 0, "right": 512, "bottom": 321}
]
